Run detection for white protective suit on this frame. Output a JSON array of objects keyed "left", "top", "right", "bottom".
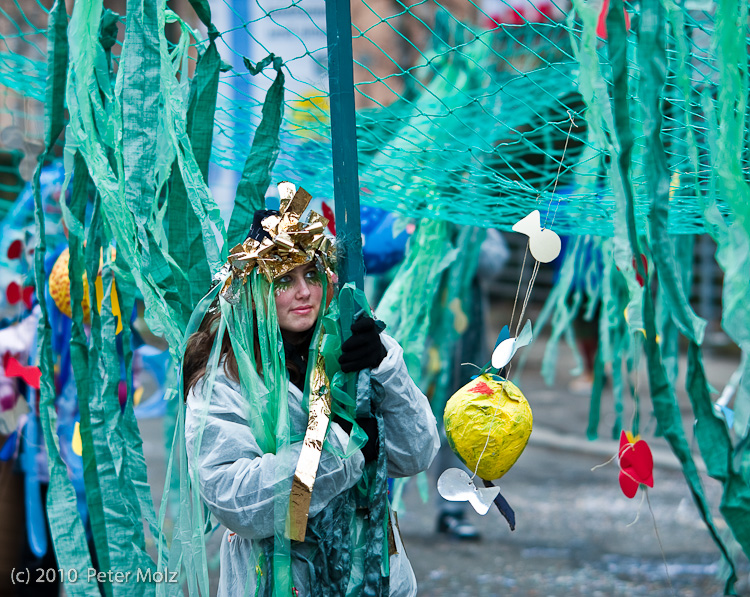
[{"left": 186, "top": 333, "right": 440, "bottom": 596}]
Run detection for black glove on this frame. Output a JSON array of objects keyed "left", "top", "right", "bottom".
[
  {"left": 333, "top": 415, "right": 380, "bottom": 463},
  {"left": 338, "top": 316, "right": 387, "bottom": 373}
]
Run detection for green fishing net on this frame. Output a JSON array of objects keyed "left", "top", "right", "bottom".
[{"left": 3, "top": 0, "right": 743, "bottom": 235}]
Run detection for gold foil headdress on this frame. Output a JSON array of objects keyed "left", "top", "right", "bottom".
[{"left": 217, "top": 183, "right": 334, "bottom": 303}]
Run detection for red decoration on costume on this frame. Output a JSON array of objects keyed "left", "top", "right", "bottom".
[
  {"left": 118, "top": 380, "right": 128, "bottom": 408},
  {"left": 5, "top": 355, "right": 41, "bottom": 389},
  {"left": 7, "top": 240, "right": 23, "bottom": 260},
  {"left": 596, "top": 0, "right": 631, "bottom": 39},
  {"left": 633, "top": 254, "right": 648, "bottom": 287},
  {"left": 469, "top": 381, "right": 493, "bottom": 395},
  {"left": 618, "top": 430, "right": 654, "bottom": 498},
  {"left": 321, "top": 202, "right": 336, "bottom": 235},
  {"left": 22, "top": 287, "right": 34, "bottom": 309},
  {"left": 615, "top": 253, "right": 648, "bottom": 287},
  {"left": 6, "top": 282, "right": 21, "bottom": 305}
]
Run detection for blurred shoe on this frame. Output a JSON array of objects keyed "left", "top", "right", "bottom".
[
  {"left": 568, "top": 373, "right": 593, "bottom": 394},
  {"left": 436, "top": 510, "right": 481, "bottom": 541}
]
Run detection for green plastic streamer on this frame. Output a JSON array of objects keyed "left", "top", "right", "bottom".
[
  {"left": 166, "top": 35, "right": 219, "bottom": 318},
  {"left": 32, "top": 1, "right": 100, "bottom": 594},
  {"left": 228, "top": 55, "right": 285, "bottom": 248},
  {"left": 377, "top": 219, "right": 459, "bottom": 381},
  {"left": 686, "top": 343, "right": 750, "bottom": 557}
]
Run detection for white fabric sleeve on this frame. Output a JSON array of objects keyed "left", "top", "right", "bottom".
[
  {"left": 185, "top": 377, "right": 365, "bottom": 540},
  {"left": 371, "top": 334, "right": 440, "bottom": 478}
]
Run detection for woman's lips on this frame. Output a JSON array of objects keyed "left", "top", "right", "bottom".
[{"left": 292, "top": 306, "right": 313, "bottom": 314}]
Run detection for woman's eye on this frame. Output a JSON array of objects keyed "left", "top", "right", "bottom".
[
  {"left": 305, "top": 270, "right": 323, "bottom": 284},
  {"left": 277, "top": 276, "right": 292, "bottom": 285}
]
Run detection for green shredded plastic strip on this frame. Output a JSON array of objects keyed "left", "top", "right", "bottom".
[
  {"left": 686, "top": 343, "right": 750, "bottom": 557},
  {"left": 377, "top": 219, "right": 460, "bottom": 381},
  {"left": 33, "top": 1, "right": 99, "bottom": 594},
  {"left": 165, "top": 35, "right": 218, "bottom": 313},
  {"left": 228, "top": 55, "right": 285, "bottom": 248},
  {"left": 637, "top": 0, "right": 705, "bottom": 346}
]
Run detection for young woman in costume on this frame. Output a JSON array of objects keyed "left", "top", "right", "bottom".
[{"left": 182, "top": 186, "right": 439, "bottom": 597}]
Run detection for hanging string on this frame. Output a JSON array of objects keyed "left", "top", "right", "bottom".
[
  {"left": 506, "top": 112, "right": 575, "bottom": 348},
  {"left": 507, "top": 243, "right": 530, "bottom": 338},
  {"left": 590, "top": 452, "right": 619, "bottom": 472},
  {"left": 469, "top": 401, "right": 500, "bottom": 482},
  {"left": 646, "top": 490, "right": 676, "bottom": 597},
  {"left": 626, "top": 487, "right": 646, "bottom": 527},
  {"left": 546, "top": 111, "right": 577, "bottom": 231},
  {"left": 515, "top": 260, "right": 541, "bottom": 338}
]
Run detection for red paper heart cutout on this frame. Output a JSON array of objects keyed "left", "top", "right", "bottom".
[{"left": 617, "top": 431, "right": 654, "bottom": 498}]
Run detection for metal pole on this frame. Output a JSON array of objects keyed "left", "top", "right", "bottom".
[
  {"left": 326, "top": 1, "right": 373, "bottom": 421},
  {"left": 325, "top": 0, "right": 364, "bottom": 292}
]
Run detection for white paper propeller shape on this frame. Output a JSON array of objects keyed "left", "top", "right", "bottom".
[
  {"left": 491, "top": 320, "right": 533, "bottom": 370},
  {"left": 512, "top": 210, "right": 561, "bottom": 263},
  {"left": 437, "top": 468, "right": 500, "bottom": 515}
]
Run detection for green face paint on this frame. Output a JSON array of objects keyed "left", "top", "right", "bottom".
[
  {"left": 305, "top": 269, "right": 323, "bottom": 287},
  {"left": 273, "top": 276, "right": 294, "bottom": 296},
  {"left": 273, "top": 265, "right": 323, "bottom": 297}
]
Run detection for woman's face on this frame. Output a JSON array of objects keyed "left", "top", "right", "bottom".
[{"left": 274, "top": 263, "right": 323, "bottom": 334}]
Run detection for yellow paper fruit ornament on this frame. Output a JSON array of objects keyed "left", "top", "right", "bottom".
[
  {"left": 443, "top": 374, "right": 532, "bottom": 481},
  {"left": 49, "top": 248, "right": 88, "bottom": 320},
  {"left": 48, "top": 248, "right": 122, "bottom": 333}
]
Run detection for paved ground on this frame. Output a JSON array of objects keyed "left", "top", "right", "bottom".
[{"left": 137, "top": 324, "right": 750, "bottom": 596}]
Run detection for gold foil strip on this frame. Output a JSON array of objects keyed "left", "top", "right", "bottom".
[
  {"left": 286, "top": 188, "right": 312, "bottom": 219},
  {"left": 286, "top": 230, "right": 309, "bottom": 243},
  {"left": 304, "top": 221, "right": 325, "bottom": 236},
  {"left": 288, "top": 354, "right": 331, "bottom": 542},
  {"left": 274, "top": 232, "right": 295, "bottom": 253},
  {"left": 229, "top": 242, "right": 246, "bottom": 255},
  {"left": 257, "top": 239, "right": 276, "bottom": 257},
  {"left": 228, "top": 250, "right": 257, "bottom": 268},
  {"left": 307, "top": 211, "right": 329, "bottom": 229},
  {"left": 388, "top": 511, "right": 398, "bottom": 557},
  {"left": 264, "top": 252, "right": 311, "bottom": 281},
  {"left": 256, "top": 260, "right": 273, "bottom": 282},
  {"left": 319, "top": 238, "right": 332, "bottom": 255},
  {"left": 307, "top": 234, "right": 325, "bottom": 251}
]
